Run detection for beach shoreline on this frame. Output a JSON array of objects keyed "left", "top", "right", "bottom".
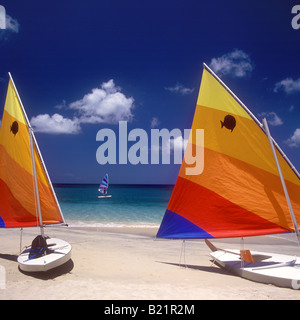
[{"left": 1, "top": 226, "right": 300, "bottom": 300}]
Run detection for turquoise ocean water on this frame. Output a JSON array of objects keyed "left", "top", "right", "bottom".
[{"left": 54, "top": 184, "right": 173, "bottom": 228}]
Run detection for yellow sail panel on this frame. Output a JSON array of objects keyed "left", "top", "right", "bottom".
[
  {"left": 0, "top": 77, "right": 63, "bottom": 228},
  {"left": 4, "top": 80, "right": 27, "bottom": 124},
  {"left": 197, "top": 69, "right": 252, "bottom": 120},
  {"left": 190, "top": 104, "right": 300, "bottom": 186},
  {"left": 1, "top": 110, "right": 33, "bottom": 175}
]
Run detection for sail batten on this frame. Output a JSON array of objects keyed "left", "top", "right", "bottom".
[
  {"left": 157, "top": 65, "right": 300, "bottom": 239},
  {"left": 0, "top": 74, "right": 65, "bottom": 228}
]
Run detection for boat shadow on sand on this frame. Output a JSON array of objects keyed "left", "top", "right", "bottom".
[
  {"left": 19, "top": 259, "right": 74, "bottom": 280},
  {"left": 157, "top": 261, "right": 236, "bottom": 277},
  {"left": 0, "top": 253, "right": 74, "bottom": 280}
]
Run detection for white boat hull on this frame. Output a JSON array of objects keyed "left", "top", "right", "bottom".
[
  {"left": 209, "top": 248, "right": 300, "bottom": 289},
  {"left": 18, "top": 238, "right": 72, "bottom": 272}
]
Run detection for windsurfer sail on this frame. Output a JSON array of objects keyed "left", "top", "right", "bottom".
[{"left": 98, "top": 173, "right": 110, "bottom": 197}]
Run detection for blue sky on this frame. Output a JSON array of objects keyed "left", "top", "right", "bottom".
[{"left": 0, "top": 0, "right": 299, "bottom": 184}]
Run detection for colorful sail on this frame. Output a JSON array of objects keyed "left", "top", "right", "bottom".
[
  {"left": 0, "top": 76, "right": 65, "bottom": 228},
  {"left": 157, "top": 65, "right": 300, "bottom": 239},
  {"left": 99, "top": 174, "right": 109, "bottom": 194}
]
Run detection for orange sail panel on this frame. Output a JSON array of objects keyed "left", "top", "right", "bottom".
[
  {"left": 0, "top": 79, "right": 64, "bottom": 228},
  {"left": 157, "top": 67, "right": 300, "bottom": 239}
]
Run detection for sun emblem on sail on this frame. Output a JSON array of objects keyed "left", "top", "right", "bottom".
[
  {"left": 10, "top": 121, "right": 19, "bottom": 136},
  {"left": 220, "top": 114, "right": 236, "bottom": 132}
]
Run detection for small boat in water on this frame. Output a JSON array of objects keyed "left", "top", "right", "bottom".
[{"left": 98, "top": 173, "right": 112, "bottom": 198}]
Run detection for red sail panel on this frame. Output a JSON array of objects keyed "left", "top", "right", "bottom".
[{"left": 167, "top": 176, "right": 288, "bottom": 238}]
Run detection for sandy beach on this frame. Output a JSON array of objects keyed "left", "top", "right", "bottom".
[{"left": 0, "top": 226, "right": 300, "bottom": 300}]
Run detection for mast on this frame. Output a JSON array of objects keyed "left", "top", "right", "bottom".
[
  {"left": 31, "top": 132, "right": 66, "bottom": 225},
  {"left": 263, "top": 118, "right": 300, "bottom": 246},
  {"left": 28, "top": 127, "right": 44, "bottom": 237}
]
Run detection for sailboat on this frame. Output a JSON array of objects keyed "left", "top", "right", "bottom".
[
  {"left": 98, "top": 173, "right": 112, "bottom": 198},
  {"left": 0, "top": 74, "right": 71, "bottom": 272},
  {"left": 156, "top": 64, "right": 300, "bottom": 289}
]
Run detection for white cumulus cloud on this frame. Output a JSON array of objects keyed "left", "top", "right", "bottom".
[
  {"left": 258, "top": 112, "right": 283, "bottom": 126},
  {"left": 69, "top": 79, "right": 134, "bottom": 124},
  {"left": 165, "top": 83, "right": 194, "bottom": 95},
  {"left": 274, "top": 77, "right": 300, "bottom": 94},
  {"left": 31, "top": 113, "right": 81, "bottom": 134},
  {"left": 286, "top": 128, "right": 300, "bottom": 148},
  {"left": 209, "top": 49, "right": 254, "bottom": 78},
  {"left": 31, "top": 79, "right": 134, "bottom": 134}
]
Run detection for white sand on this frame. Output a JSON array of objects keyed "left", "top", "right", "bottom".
[{"left": 0, "top": 226, "right": 300, "bottom": 300}]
